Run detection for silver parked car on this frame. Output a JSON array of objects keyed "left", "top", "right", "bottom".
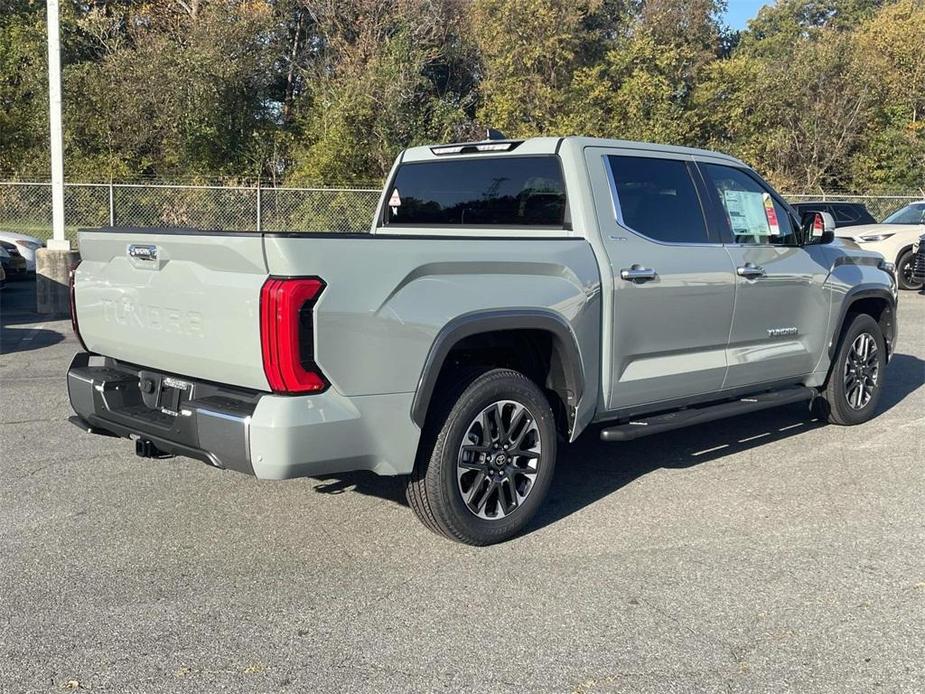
[
  {"left": 0, "top": 231, "right": 44, "bottom": 273},
  {"left": 67, "top": 136, "right": 897, "bottom": 544}
]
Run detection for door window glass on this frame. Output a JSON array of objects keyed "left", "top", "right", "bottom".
[
  {"left": 701, "top": 164, "right": 799, "bottom": 245},
  {"left": 832, "top": 205, "right": 859, "bottom": 223},
  {"left": 606, "top": 155, "right": 710, "bottom": 244}
]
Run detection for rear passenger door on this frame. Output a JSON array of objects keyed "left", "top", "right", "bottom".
[
  {"left": 586, "top": 150, "right": 737, "bottom": 411},
  {"left": 697, "top": 162, "right": 831, "bottom": 389}
]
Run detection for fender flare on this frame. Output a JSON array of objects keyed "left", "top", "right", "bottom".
[
  {"left": 828, "top": 285, "right": 896, "bottom": 359},
  {"left": 410, "top": 308, "right": 585, "bottom": 428}
]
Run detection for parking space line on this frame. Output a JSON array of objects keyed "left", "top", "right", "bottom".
[
  {"left": 691, "top": 444, "right": 729, "bottom": 457},
  {"left": 738, "top": 431, "right": 771, "bottom": 443},
  {"left": 21, "top": 323, "right": 46, "bottom": 342}
]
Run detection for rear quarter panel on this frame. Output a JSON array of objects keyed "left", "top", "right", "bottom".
[{"left": 263, "top": 235, "right": 602, "bottom": 432}]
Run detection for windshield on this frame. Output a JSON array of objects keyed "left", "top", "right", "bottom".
[{"left": 882, "top": 203, "right": 925, "bottom": 224}]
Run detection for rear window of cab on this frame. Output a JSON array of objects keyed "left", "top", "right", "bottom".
[{"left": 384, "top": 156, "right": 567, "bottom": 228}]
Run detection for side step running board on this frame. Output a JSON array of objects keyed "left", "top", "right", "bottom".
[{"left": 599, "top": 386, "right": 816, "bottom": 442}]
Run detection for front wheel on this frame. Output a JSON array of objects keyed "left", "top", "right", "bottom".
[
  {"left": 897, "top": 248, "right": 923, "bottom": 291},
  {"left": 819, "top": 313, "right": 886, "bottom": 425},
  {"left": 406, "top": 368, "right": 557, "bottom": 545}
]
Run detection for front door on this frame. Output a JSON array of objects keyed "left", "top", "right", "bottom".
[
  {"left": 586, "top": 150, "right": 737, "bottom": 411},
  {"left": 696, "top": 162, "right": 831, "bottom": 389}
]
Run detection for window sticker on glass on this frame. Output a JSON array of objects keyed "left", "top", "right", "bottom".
[
  {"left": 722, "top": 189, "right": 771, "bottom": 236},
  {"left": 388, "top": 189, "right": 402, "bottom": 216},
  {"left": 762, "top": 193, "right": 780, "bottom": 235}
]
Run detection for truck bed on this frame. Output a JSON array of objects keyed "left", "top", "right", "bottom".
[{"left": 74, "top": 228, "right": 602, "bottom": 403}]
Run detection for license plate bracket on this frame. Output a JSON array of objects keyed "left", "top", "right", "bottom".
[{"left": 158, "top": 377, "right": 191, "bottom": 415}]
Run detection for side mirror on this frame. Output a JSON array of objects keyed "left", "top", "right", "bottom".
[{"left": 801, "top": 211, "right": 835, "bottom": 245}]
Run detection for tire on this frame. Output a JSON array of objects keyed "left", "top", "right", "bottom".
[
  {"left": 406, "top": 368, "right": 557, "bottom": 545},
  {"left": 897, "top": 248, "right": 923, "bottom": 291},
  {"left": 819, "top": 313, "right": 886, "bottom": 425}
]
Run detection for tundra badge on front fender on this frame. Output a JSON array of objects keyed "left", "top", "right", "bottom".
[{"left": 128, "top": 244, "right": 158, "bottom": 261}]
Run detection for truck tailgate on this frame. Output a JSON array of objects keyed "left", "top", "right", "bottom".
[{"left": 74, "top": 231, "right": 270, "bottom": 391}]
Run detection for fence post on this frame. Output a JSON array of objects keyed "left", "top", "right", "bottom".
[
  {"left": 108, "top": 181, "right": 115, "bottom": 227},
  {"left": 256, "top": 181, "right": 262, "bottom": 232}
]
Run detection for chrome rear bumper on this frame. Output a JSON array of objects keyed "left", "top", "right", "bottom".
[{"left": 67, "top": 352, "right": 257, "bottom": 474}]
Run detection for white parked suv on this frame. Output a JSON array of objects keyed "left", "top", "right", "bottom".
[{"left": 834, "top": 201, "right": 925, "bottom": 290}]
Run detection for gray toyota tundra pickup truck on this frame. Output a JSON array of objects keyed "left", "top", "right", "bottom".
[{"left": 68, "top": 136, "right": 898, "bottom": 545}]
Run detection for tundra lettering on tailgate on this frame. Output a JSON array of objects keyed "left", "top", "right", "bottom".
[{"left": 102, "top": 297, "right": 203, "bottom": 337}]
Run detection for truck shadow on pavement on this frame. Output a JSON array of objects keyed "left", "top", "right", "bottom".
[
  {"left": 1, "top": 278, "right": 67, "bottom": 353},
  {"left": 1, "top": 326, "right": 65, "bottom": 354},
  {"left": 315, "top": 352, "right": 923, "bottom": 535}
]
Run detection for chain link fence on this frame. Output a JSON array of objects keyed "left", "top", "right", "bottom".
[
  {"left": 1, "top": 181, "right": 921, "bottom": 242},
  {"left": 0, "top": 182, "right": 382, "bottom": 241},
  {"left": 783, "top": 193, "right": 920, "bottom": 221}
]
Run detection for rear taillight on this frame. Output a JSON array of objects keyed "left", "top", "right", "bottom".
[
  {"left": 260, "top": 277, "right": 328, "bottom": 394},
  {"left": 812, "top": 213, "right": 824, "bottom": 234},
  {"left": 69, "top": 264, "right": 89, "bottom": 352}
]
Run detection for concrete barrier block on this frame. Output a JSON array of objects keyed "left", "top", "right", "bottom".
[{"left": 36, "top": 247, "right": 81, "bottom": 316}]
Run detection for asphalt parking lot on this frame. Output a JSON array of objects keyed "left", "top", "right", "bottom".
[{"left": 1, "top": 278, "right": 923, "bottom": 693}]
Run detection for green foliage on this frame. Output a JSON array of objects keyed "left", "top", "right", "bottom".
[
  {"left": 701, "top": 29, "right": 872, "bottom": 190},
  {"left": 565, "top": 0, "right": 723, "bottom": 144},
  {"left": 740, "top": 0, "right": 881, "bottom": 54},
  {"left": 703, "top": 0, "right": 922, "bottom": 191},
  {"left": 287, "top": 1, "right": 474, "bottom": 183},
  {"left": 848, "top": 0, "right": 925, "bottom": 189},
  {"left": 64, "top": 1, "right": 279, "bottom": 181},
  {"left": 0, "top": 2, "right": 52, "bottom": 176},
  {"left": 469, "top": 0, "right": 605, "bottom": 137},
  {"left": 0, "top": 0, "right": 922, "bottom": 192}
]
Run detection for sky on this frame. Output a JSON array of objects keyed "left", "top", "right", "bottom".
[{"left": 723, "top": 0, "right": 770, "bottom": 30}]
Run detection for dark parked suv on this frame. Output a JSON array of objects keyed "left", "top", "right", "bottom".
[
  {"left": 791, "top": 201, "right": 877, "bottom": 229},
  {"left": 0, "top": 241, "right": 28, "bottom": 278},
  {"left": 913, "top": 235, "right": 925, "bottom": 286}
]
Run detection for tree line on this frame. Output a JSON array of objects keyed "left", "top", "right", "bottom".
[{"left": 1, "top": 0, "right": 922, "bottom": 192}]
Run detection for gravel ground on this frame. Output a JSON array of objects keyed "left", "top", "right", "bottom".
[{"left": 1, "top": 278, "right": 923, "bottom": 693}]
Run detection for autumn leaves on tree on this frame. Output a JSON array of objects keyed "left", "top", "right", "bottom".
[{"left": 1, "top": 0, "right": 922, "bottom": 192}]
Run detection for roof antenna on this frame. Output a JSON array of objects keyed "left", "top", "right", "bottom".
[{"left": 485, "top": 128, "right": 507, "bottom": 141}]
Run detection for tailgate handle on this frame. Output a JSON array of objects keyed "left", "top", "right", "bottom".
[{"left": 128, "top": 244, "right": 158, "bottom": 261}]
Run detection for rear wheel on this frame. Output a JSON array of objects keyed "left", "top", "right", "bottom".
[
  {"left": 897, "top": 248, "right": 923, "bottom": 291},
  {"left": 406, "top": 368, "right": 557, "bottom": 545},
  {"left": 819, "top": 313, "right": 886, "bottom": 425}
]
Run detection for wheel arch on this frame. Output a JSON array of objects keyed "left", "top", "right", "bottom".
[
  {"left": 895, "top": 243, "right": 915, "bottom": 265},
  {"left": 895, "top": 243, "right": 923, "bottom": 290},
  {"left": 829, "top": 286, "right": 896, "bottom": 364},
  {"left": 410, "top": 309, "right": 586, "bottom": 438}
]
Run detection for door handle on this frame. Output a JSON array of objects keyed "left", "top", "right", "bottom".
[
  {"left": 620, "top": 265, "right": 657, "bottom": 282},
  {"left": 737, "top": 263, "right": 766, "bottom": 279}
]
